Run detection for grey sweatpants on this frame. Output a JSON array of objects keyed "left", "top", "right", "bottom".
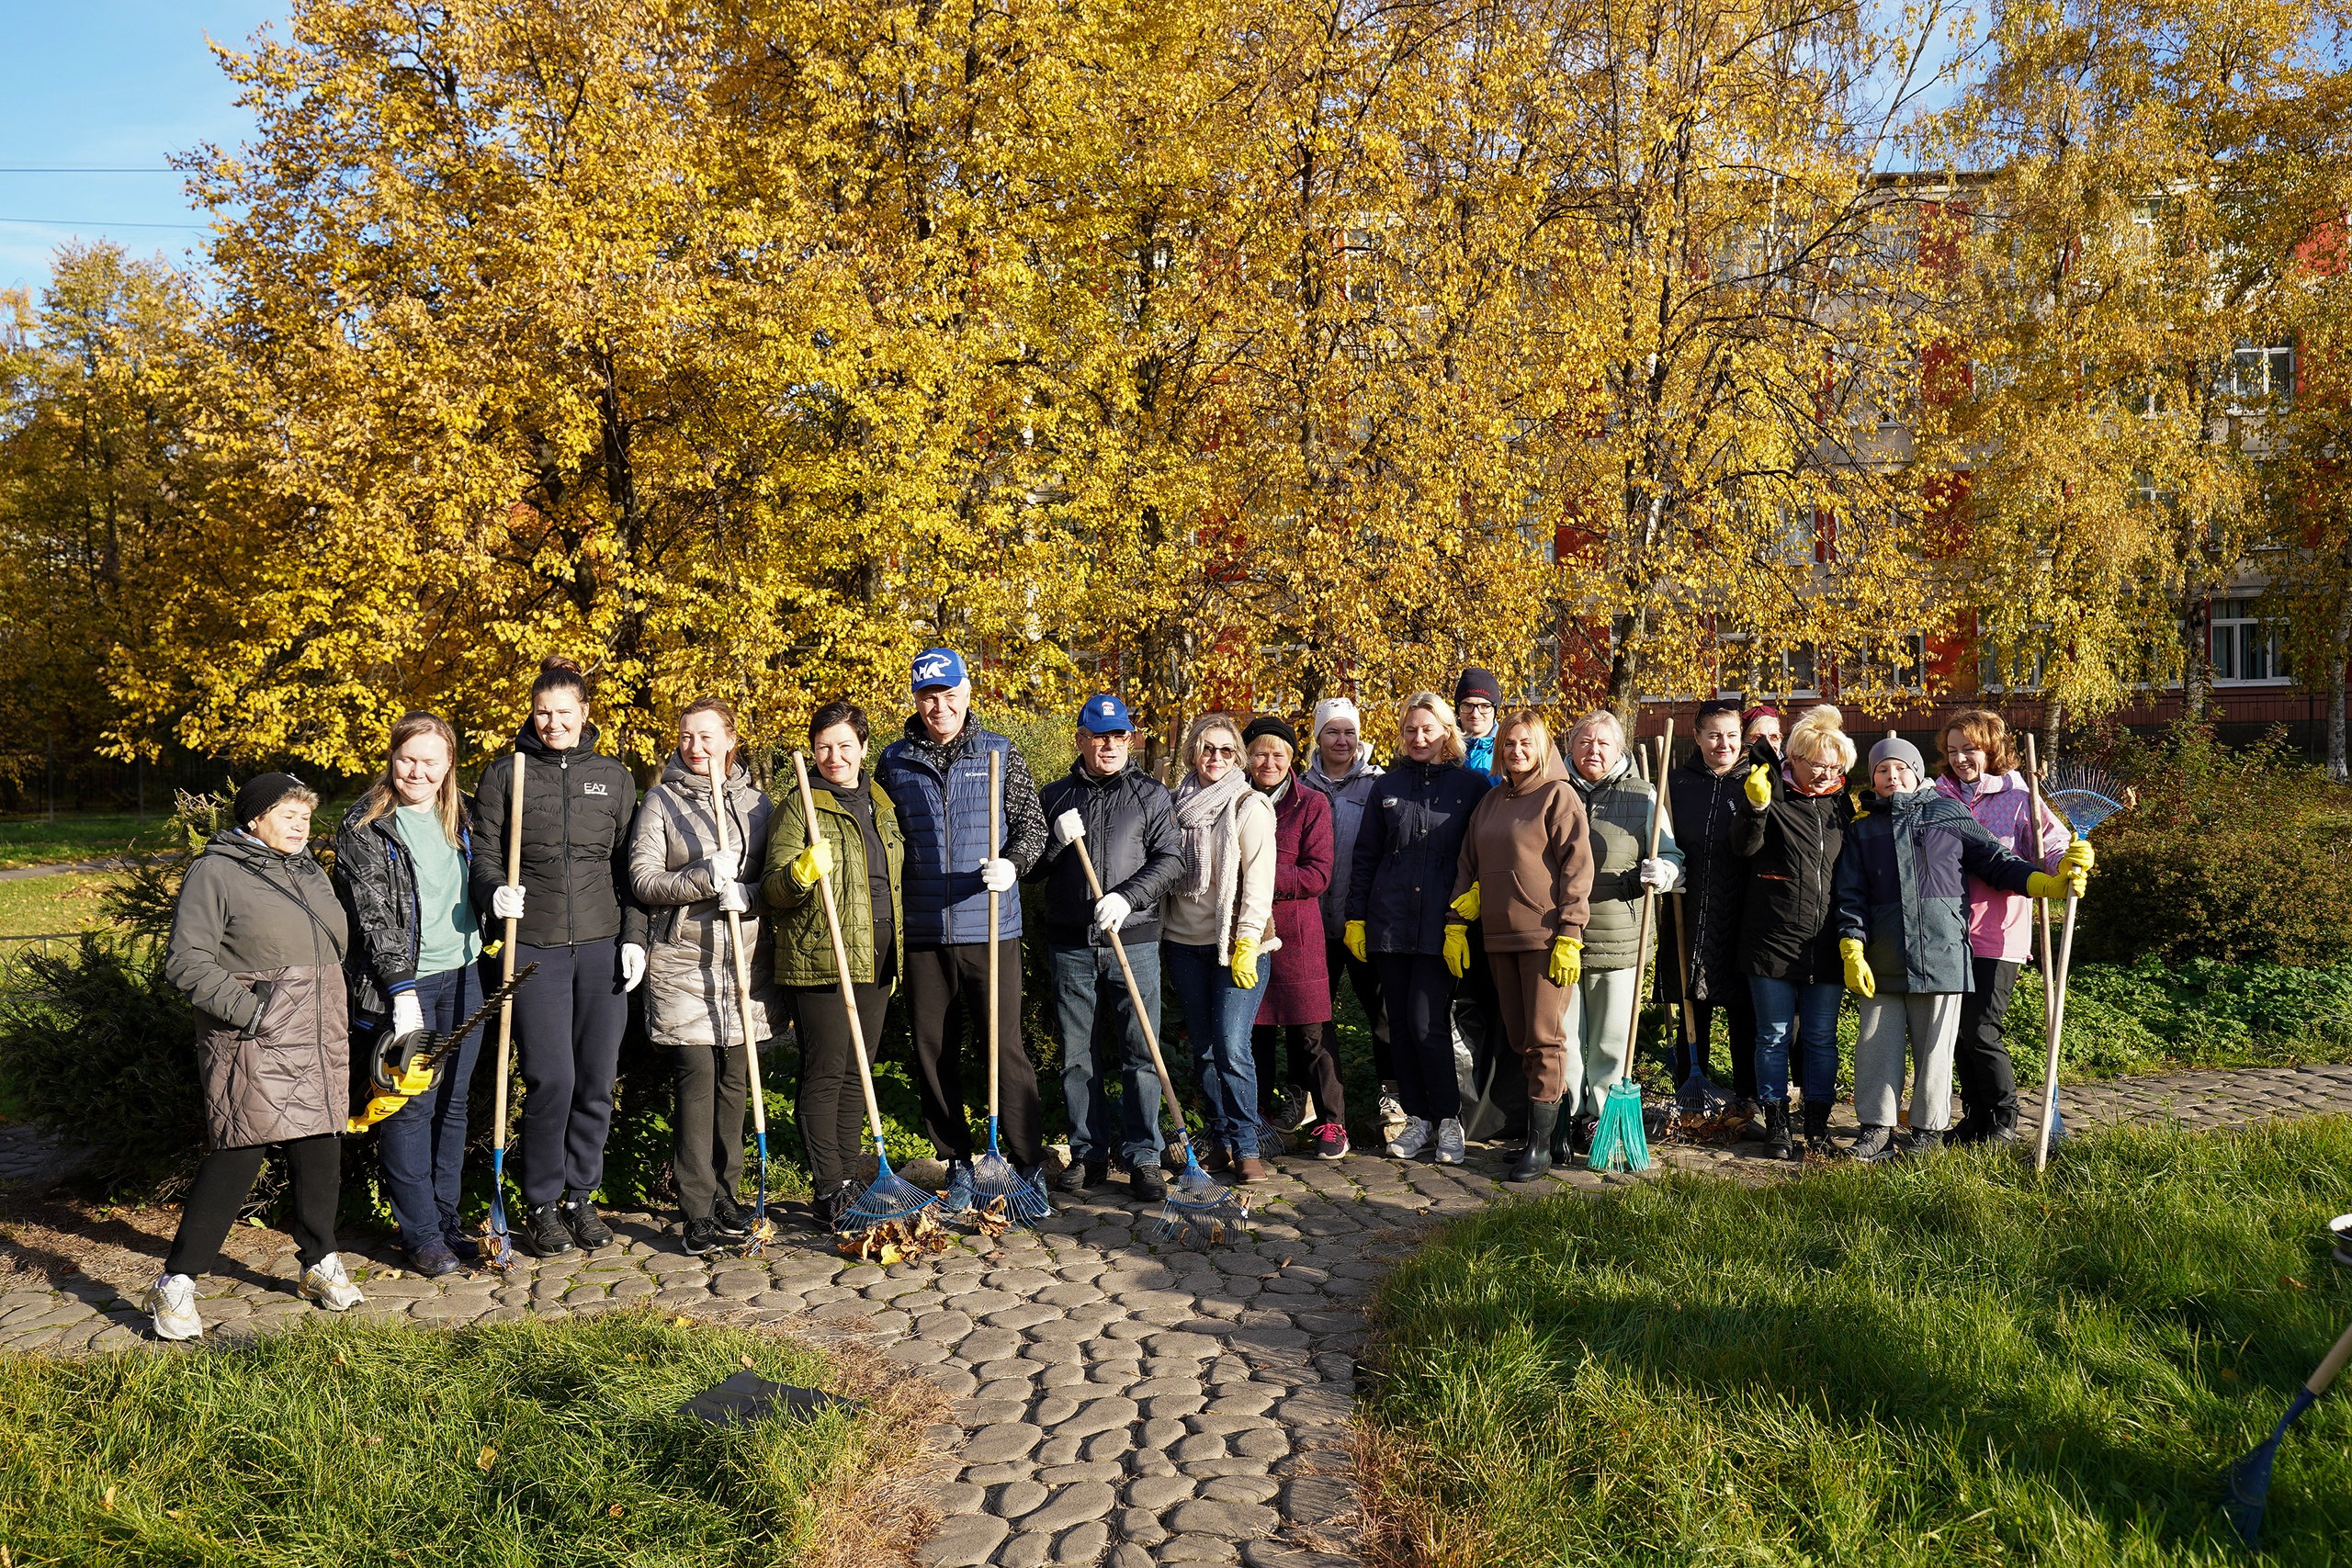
[
  {"left": 1561, "top": 967, "right": 1642, "bottom": 1117},
  {"left": 1853, "top": 992, "right": 1964, "bottom": 1130}
]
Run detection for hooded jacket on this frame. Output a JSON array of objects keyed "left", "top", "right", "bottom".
[
  {"left": 1566, "top": 752, "right": 1685, "bottom": 973},
  {"left": 1733, "top": 747, "right": 1855, "bottom": 986},
  {"left": 628, "top": 751, "right": 781, "bottom": 1049},
  {"left": 1654, "top": 755, "right": 1751, "bottom": 1003},
  {"left": 165, "top": 829, "right": 352, "bottom": 1149},
  {"left": 332, "top": 793, "right": 481, "bottom": 1020},
  {"left": 1029, "top": 760, "right": 1184, "bottom": 948},
  {"left": 1932, "top": 771, "right": 2069, "bottom": 963},
  {"left": 1300, "top": 753, "right": 1384, "bottom": 941},
  {"left": 1451, "top": 749, "right": 1593, "bottom": 953},
  {"left": 1346, "top": 755, "right": 1493, "bottom": 957},
  {"left": 1253, "top": 775, "right": 1334, "bottom": 1025},
  {"left": 469, "top": 721, "right": 647, "bottom": 952},
  {"left": 1834, "top": 785, "right": 2043, "bottom": 994}
]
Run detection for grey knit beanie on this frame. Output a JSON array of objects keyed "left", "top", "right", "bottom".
[{"left": 1869, "top": 737, "right": 1926, "bottom": 779}]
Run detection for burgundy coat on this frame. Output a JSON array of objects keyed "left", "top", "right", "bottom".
[{"left": 1255, "top": 777, "right": 1334, "bottom": 1026}]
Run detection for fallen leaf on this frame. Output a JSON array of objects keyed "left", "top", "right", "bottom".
[
  {"left": 740, "top": 1355, "right": 756, "bottom": 1371},
  {"left": 2283, "top": 1275, "right": 2307, "bottom": 1291},
  {"left": 165, "top": 1510, "right": 182, "bottom": 1520},
  {"left": 332, "top": 1351, "right": 347, "bottom": 1368},
  {"left": 608, "top": 1504, "right": 625, "bottom": 1517},
  {"left": 477, "top": 1447, "right": 496, "bottom": 1472},
  {"left": 103, "top": 1485, "right": 116, "bottom": 1512},
  {"left": 673, "top": 1314, "right": 693, "bottom": 1327}
]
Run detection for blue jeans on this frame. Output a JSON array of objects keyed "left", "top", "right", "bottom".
[
  {"left": 1049, "top": 942, "right": 1164, "bottom": 1171},
  {"left": 1747, "top": 975, "right": 1842, "bottom": 1107},
  {"left": 372, "top": 963, "right": 483, "bottom": 1250},
  {"left": 1163, "top": 942, "right": 1270, "bottom": 1158}
]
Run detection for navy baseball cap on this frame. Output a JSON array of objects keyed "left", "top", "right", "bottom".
[
  {"left": 910, "top": 648, "right": 967, "bottom": 692},
  {"left": 1078, "top": 694, "right": 1134, "bottom": 733}
]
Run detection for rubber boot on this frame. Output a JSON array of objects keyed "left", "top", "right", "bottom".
[
  {"left": 1762, "top": 1100, "right": 1792, "bottom": 1161},
  {"left": 1510, "top": 1100, "right": 1563, "bottom": 1183},
  {"left": 1801, "top": 1100, "right": 1835, "bottom": 1158}
]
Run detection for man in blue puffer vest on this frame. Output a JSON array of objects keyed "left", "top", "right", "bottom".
[{"left": 877, "top": 649, "right": 1051, "bottom": 1195}]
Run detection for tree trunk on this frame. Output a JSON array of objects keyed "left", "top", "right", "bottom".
[
  {"left": 2330, "top": 557, "right": 2351, "bottom": 783},
  {"left": 1606, "top": 608, "right": 1645, "bottom": 728},
  {"left": 2180, "top": 583, "right": 2211, "bottom": 723}
]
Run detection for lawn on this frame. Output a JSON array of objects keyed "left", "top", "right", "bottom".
[
  {"left": 0, "top": 815, "right": 167, "bottom": 872},
  {"left": 1362, "top": 1118, "right": 2352, "bottom": 1566},
  {"left": 0, "top": 873, "right": 122, "bottom": 942},
  {"left": 0, "top": 1310, "right": 930, "bottom": 1567}
]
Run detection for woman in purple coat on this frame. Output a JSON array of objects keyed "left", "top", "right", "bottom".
[{"left": 1242, "top": 716, "right": 1347, "bottom": 1159}]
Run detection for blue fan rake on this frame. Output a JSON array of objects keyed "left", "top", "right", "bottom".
[
  {"left": 2023, "top": 755, "right": 2133, "bottom": 1171},
  {"left": 956, "top": 749, "right": 1051, "bottom": 1231}
]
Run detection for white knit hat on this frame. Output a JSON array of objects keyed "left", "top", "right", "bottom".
[{"left": 1312, "top": 696, "right": 1361, "bottom": 739}]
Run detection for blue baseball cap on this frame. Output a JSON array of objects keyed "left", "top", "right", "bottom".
[
  {"left": 910, "top": 648, "right": 967, "bottom": 693},
  {"left": 1078, "top": 694, "right": 1134, "bottom": 733}
]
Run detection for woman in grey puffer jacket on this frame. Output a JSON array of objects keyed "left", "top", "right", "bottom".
[{"left": 627, "top": 697, "right": 782, "bottom": 1253}]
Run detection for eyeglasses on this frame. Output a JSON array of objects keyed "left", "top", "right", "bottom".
[{"left": 1200, "top": 744, "right": 1238, "bottom": 759}]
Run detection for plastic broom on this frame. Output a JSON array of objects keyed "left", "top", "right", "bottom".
[
  {"left": 964, "top": 748, "right": 1049, "bottom": 1227},
  {"left": 1069, "top": 836, "right": 1246, "bottom": 1246},
  {"left": 704, "top": 749, "right": 775, "bottom": 1254},
  {"left": 479, "top": 750, "right": 526, "bottom": 1270},
  {"left": 790, "top": 752, "right": 941, "bottom": 1235}
]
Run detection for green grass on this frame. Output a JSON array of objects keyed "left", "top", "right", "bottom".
[
  {"left": 1363, "top": 1119, "right": 2352, "bottom": 1566},
  {"left": 0, "top": 814, "right": 168, "bottom": 871},
  {"left": 0, "top": 872, "right": 121, "bottom": 941},
  {"left": 0, "top": 1310, "right": 917, "bottom": 1567}
]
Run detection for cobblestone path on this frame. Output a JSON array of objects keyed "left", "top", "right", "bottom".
[{"left": 2, "top": 1059, "right": 2347, "bottom": 1566}]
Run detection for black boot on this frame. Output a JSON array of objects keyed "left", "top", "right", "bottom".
[
  {"left": 1511, "top": 1101, "right": 1563, "bottom": 1183},
  {"left": 1801, "top": 1100, "right": 1835, "bottom": 1158},
  {"left": 1762, "top": 1100, "right": 1792, "bottom": 1161}
]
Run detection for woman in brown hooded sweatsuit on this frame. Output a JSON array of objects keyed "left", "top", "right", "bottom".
[{"left": 1448, "top": 711, "right": 1595, "bottom": 1182}]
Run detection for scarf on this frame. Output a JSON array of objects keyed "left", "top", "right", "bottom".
[
  {"left": 1172, "top": 765, "right": 1254, "bottom": 909},
  {"left": 1779, "top": 757, "right": 1848, "bottom": 797}
]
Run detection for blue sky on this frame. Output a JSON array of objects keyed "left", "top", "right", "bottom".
[{"left": 0, "top": 4, "right": 282, "bottom": 296}]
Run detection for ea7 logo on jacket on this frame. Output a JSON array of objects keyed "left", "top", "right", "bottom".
[{"left": 582, "top": 782, "right": 609, "bottom": 796}]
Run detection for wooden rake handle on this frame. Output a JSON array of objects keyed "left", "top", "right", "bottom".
[{"left": 791, "top": 752, "right": 890, "bottom": 1151}]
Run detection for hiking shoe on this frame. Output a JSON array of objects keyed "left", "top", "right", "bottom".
[
  {"left": 299, "top": 1254, "right": 366, "bottom": 1312},
  {"left": 1269, "top": 1088, "right": 1317, "bottom": 1132},
  {"left": 145, "top": 1272, "right": 203, "bottom": 1341},
  {"left": 560, "top": 1196, "right": 615, "bottom": 1248},
  {"left": 1235, "top": 1156, "right": 1271, "bottom": 1183},
  {"left": 1849, "top": 1124, "right": 1900, "bottom": 1163},
  {"left": 441, "top": 1225, "right": 482, "bottom": 1263},
  {"left": 708, "top": 1194, "right": 751, "bottom": 1238},
  {"left": 525, "top": 1201, "right": 577, "bottom": 1257},
  {"left": 1057, "top": 1159, "right": 1109, "bottom": 1194},
  {"left": 1432, "top": 1118, "right": 1466, "bottom": 1165},
  {"left": 1386, "top": 1115, "right": 1430, "bottom": 1160},
  {"left": 1308, "top": 1122, "right": 1351, "bottom": 1160},
  {"left": 682, "top": 1217, "right": 725, "bottom": 1255},
  {"left": 406, "top": 1238, "right": 462, "bottom": 1279},
  {"left": 1127, "top": 1165, "right": 1167, "bottom": 1202}
]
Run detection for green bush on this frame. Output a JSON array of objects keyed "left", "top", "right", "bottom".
[{"left": 2076, "top": 723, "right": 2352, "bottom": 965}]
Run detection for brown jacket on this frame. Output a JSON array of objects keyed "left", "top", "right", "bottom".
[
  {"left": 165, "top": 829, "right": 352, "bottom": 1150},
  {"left": 1451, "top": 750, "right": 1594, "bottom": 953}
]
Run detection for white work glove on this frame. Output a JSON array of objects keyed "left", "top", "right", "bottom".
[
  {"left": 391, "top": 992, "right": 426, "bottom": 1038},
  {"left": 718, "top": 880, "right": 752, "bottom": 914},
  {"left": 1054, "top": 809, "right": 1085, "bottom": 846},
  {"left": 705, "top": 847, "right": 741, "bottom": 885},
  {"left": 1093, "top": 891, "right": 1132, "bottom": 932},
  {"left": 980, "top": 857, "right": 1017, "bottom": 894},
  {"left": 492, "top": 884, "right": 526, "bottom": 921},
  {"left": 620, "top": 942, "right": 647, "bottom": 991},
  {"left": 1638, "top": 857, "right": 1679, "bottom": 893}
]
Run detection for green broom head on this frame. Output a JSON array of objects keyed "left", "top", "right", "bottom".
[
  {"left": 834, "top": 1141, "right": 943, "bottom": 1235},
  {"left": 1156, "top": 1139, "right": 1250, "bottom": 1247},
  {"left": 969, "top": 1116, "right": 1052, "bottom": 1228},
  {"left": 1587, "top": 1080, "right": 1653, "bottom": 1172}
]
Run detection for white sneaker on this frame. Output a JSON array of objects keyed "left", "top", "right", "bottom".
[
  {"left": 299, "top": 1253, "right": 366, "bottom": 1312},
  {"left": 144, "top": 1272, "right": 203, "bottom": 1341},
  {"left": 1433, "top": 1118, "right": 1466, "bottom": 1164},
  {"left": 1386, "top": 1115, "right": 1430, "bottom": 1160}
]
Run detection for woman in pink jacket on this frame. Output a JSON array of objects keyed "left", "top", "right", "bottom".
[{"left": 1932, "top": 710, "right": 2069, "bottom": 1146}]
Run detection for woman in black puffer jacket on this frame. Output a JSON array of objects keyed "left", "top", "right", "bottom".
[
  {"left": 1654, "top": 699, "right": 1755, "bottom": 1105},
  {"left": 469, "top": 655, "right": 647, "bottom": 1258}
]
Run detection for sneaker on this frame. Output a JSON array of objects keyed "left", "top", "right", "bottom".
[
  {"left": 1308, "top": 1122, "right": 1351, "bottom": 1160},
  {"left": 682, "top": 1217, "right": 725, "bottom": 1255},
  {"left": 144, "top": 1272, "right": 203, "bottom": 1341},
  {"left": 1270, "top": 1088, "right": 1317, "bottom": 1132},
  {"left": 525, "top": 1201, "right": 577, "bottom": 1257},
  {"left": 1904, "top": 1129, "right": 1945, "bottom": 1158},
  {"left": 1850, "top": 1124, "right": 1900, "bottom": 1163},
  {"left": 1057, "top": 1159, "right": 1109, "bottom": 1194},
  {"left": 406, "top": 1238, "right": 462, "bottom": 1279},
  {"left": 299, "top": 1254, "right": 366, "bottom": 1312},
  {"left": 560, "top": 1196, "right": 615, "bottom": 1248},
  {"left": 441, "top": 1226, "right": 482, "bottom": 1263},
  {"left": 1433, "top": 1118, "right": 1466, "bottom": 1165},
  {"left": 814, "top": 1181, "right": 857, "bottom": 1232},
  {"left": 708, "top": 1194, "right": 751, "bottom": 1238},
  {"left": 1377, "top": 1083, "right": 1408, "bottom": 1139},
  {"left": 1386, "top": 1115, "right": 1430, "bottom": 1160},
  {"left": 1127, "top": 1165, "right": 1167, "bottom": 1202}
]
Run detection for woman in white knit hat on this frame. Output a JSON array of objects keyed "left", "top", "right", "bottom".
[{"left": 1300, "top": 696, "right": 1387, "bottom": 1149}]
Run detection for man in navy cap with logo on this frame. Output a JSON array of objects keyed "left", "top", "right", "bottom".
[
  {"left": 1027, "top": 694, "right": 1184, "bottom": 1202},
  {"left": 876, "top": 648, "right": 1051, "bottom": 1200}
]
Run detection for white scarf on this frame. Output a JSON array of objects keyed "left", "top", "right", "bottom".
[{"left": 1172, "top": 766, "right": 1253, "bottom": 908}]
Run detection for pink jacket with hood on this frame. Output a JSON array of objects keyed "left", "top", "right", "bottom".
[{"left": 1931, "top": 770, "right": 2069, "bottom": 962}]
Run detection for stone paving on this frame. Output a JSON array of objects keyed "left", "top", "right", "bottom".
[{"left": 2, "top": 1058, "right": 2349, "bottom": 1567}]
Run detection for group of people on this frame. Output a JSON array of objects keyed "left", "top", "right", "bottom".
[{"left": 138, "top": 649, "right": 2094, "bottom": 1343}]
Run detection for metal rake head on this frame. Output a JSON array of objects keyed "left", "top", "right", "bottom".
[
  {"left": 834, "top": 1167, "right": 942, "bottom": 1235},
  {"left": 969, "top": 1150, "right": 1052, "bottom": 1228},
  {"left": 1155, "top": 1159, "right": 1249, "bottom": 1247},
  {"left": 2043, "top": 763, "right": 2130, "bottom": 837}
]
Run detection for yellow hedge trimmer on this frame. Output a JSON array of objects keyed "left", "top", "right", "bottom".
[{"left": 345, "top": 962, "right": 541, "bottom": 1133}]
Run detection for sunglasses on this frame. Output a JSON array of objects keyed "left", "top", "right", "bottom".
[{"left": 1199, "top": 744, "right": 1238, "bottom": 759}]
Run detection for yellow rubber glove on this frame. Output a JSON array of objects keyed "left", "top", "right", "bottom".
[
  {"left": 1838, "top": 937, "right": 1876, "bottom": 998},
  {"left": 1230, "top": 938, "right": 1261, "bottom": 990},
  {"left": 1443, "top": 922, "right": 1471, "bottom": 978},
  {"left": 789, "top": 837, "right": 836, "bottom": 889},
  {"left": 1743, "top": 764, "right": 1772, "bottom": 808},
  {"left": 1449, "top": 884, "right": 1481, "bottom": 923},
  {"left": 2027, "top": 866, "right": 2087, "bottom": 900},
  {"left": 1547, "top": 933, "right": 1583, "bottom": 988},
  {"left": 1344, "top": 920, "right": 1367, "bottom": 964},
  {"left": 2060, "top": 837, "right": 2095, "bottom": 874}
]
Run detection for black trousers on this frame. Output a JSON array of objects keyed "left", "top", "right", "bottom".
[
  {"left": 511, "top": 937, "right": 629, "bottom": 1205},
  {"left": 1674, "top": 987, "right": 1759, "bottom": 1101},
  {"left": 905, "top": 941, "right": 1041, "bottom": 1168},
  {"left": 794, "top": 974, "right": 892, "bottom": 1192},
  {"left": 1374, "top": 953, "right": 1457, "bottom": 1123},
  {"left": 670, "top": 1037, "right": 749, "bottom": 1220},
  {"left": 1326, "top": 936, "right": 1392, "bottom": 1083},
  {"left": 1954, "top": 955, "right": 2022, "bottom": 1134},
  {"left": 1251, "top": 1021, "right": 1348, "bottom": 1127},
  {"left": 165, "top": 1134, "right": 339, "bottom": 1277}
]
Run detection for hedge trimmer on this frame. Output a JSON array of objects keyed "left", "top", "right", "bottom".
[{"left": 346, "top": 963, "right": 540, "bottom": 1133}]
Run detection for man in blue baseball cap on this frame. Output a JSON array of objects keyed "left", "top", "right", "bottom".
[
  {"left": 1027, "top": 693, "right": 1183, "bottom": 1202},
  {"left": 876, "top": 648, "right": 1051, "bottom": 1203}
]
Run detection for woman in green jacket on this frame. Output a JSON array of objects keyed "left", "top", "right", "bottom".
[{"left": 762, "top": 699, "right": 907, "bottom": 1231}]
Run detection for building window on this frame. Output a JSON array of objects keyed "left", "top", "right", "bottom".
[
  {"left": 2211, "top": 599, "right": 2287, "bottom": 682},
  {"left": 2228, "top": 344, "right": 2294, "bottom": 412}
]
